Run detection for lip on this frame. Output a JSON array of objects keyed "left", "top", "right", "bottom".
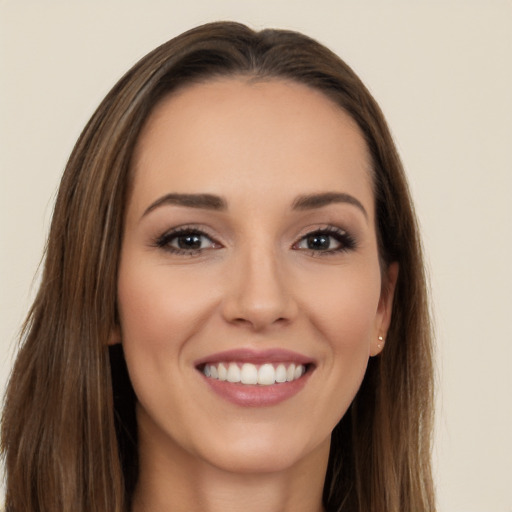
[
  {"left": 194, "top": 348, "right": 315, "bottom": 407},
  {"left": 194, "top": 348, "right": 313, "bottom": 367}
]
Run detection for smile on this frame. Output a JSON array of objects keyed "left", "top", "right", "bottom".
[
  {"left": 195, "top": 349, "right": 314, "bottom": 407},
  {"left": 203, "top": 362, "right": 306, "bottom": 385}
]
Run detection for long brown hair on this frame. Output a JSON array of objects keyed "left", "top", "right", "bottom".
[{"left": 1, "top": 21, "right": 435, "bottom": 512}]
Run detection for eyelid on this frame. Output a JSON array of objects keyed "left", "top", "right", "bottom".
[
  {"left": 294, "top": 233, "right": 342, "bottom": 250},
  {"left": 292, "top": 225, "right": 357, "bottom": 255},
  {"left": 152, "top": 223, "right": 356, "bottom": 257},
  {"left": 153, "top": 225, "right": 223, "bottom": 255}
]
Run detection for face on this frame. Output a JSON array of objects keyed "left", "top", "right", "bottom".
[{"left": 115, "top": 78, "right": 396, "bottom": 476}]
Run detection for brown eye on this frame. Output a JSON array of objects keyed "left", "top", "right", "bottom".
[
  {"left": 303, "top": 233, "right": 339, "bottom": 251},
  {"left": 174, "top": 233, "right": 204, "bottom": 250},
  {"left": 156, "top": 228, "right": 219, "bottom": 254},
  {"left": 295, "top": 231, "right": 342, "bottom": 252},
  {"left": 293, "top": 227, "right": 356, "bottom": 255}
]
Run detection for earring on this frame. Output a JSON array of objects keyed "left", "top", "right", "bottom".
[{"left": 377, "top": 336, "right": 384, "bottom": 349}]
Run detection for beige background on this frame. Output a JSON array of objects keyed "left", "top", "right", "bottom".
[{"left": 1, "top": 2, "right": 511, "bottom": 510}]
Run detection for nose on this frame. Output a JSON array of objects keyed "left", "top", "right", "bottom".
[{"left": 221, "top": 245, "right": 298, "bottom": 331}]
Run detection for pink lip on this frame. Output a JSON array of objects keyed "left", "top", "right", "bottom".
[
  {"left": 202, "top": 376, "right": 311, "bottom": 407},
  {"left": 194, "top": 348, "right": 315, "bottom": 408},
  {"left": 194, "top": 348, "right": 313, "bottom": 367}
]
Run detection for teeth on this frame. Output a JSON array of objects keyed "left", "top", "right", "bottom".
[
  {"left": 286, "top": 364, "right": 296, "bottom": 382},
  {"left": 202, "top": 362, "right": 307, "bottom": 385},
  {"left": 275, "top": 364, "right": 287, "bottom": 383},
  {"left": 226, "top": 363, "right": 241, "bottom": 383},
  {"left": 258, "top": 364, "right": 275, "bottom": 386},
  {"left": 218, "top": 363, "right": 227, "bottom": 381},
  {"left": 240, "top": 363, "right": 258, "bottom": 384}
]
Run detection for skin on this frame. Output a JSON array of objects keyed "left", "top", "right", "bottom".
[{"left": 114, "top": 78, "right": 397, "bottom": 512}]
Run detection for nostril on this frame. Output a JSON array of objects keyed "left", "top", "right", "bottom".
[{"left": 231, "top": 315, "right": 289, "bottom": 331}]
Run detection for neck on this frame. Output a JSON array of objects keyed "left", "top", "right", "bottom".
[{"left": 131, "top": 418, "right": 329, "bottom": 512}]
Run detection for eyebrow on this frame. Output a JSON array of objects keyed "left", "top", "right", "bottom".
[
  {"left": 292, "top": 192, "right": 368, "bottom": 219},
  {"left": 142, "top": 193, "right": 227, "bottom": 217},
  {"left": 142, "top": 191, "right": 367, "bottom": 219}
]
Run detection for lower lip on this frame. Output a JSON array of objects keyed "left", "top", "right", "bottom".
[{"left": 200, "top": 370, "right": 311, "bottom": 407}]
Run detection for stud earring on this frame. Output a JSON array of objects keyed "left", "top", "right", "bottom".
[{"left": 377, "top": 336, "right": 384, "bottom": 349}]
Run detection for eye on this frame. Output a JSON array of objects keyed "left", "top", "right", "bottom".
[
  {"left": 155, "top": 227, "right": 220, "bottom": 255},
  {"left": 293, "top": 227, "right": 355, "bottom": 254}
]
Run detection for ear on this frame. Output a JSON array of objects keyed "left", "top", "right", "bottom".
[
  {"left": 370, "top": 261, "right": 399, "bottom": 356},
  {"left": 108, "top": 325, "right": 122, "bottom": 346}
]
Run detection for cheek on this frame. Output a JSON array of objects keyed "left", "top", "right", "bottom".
[
  {"left": 301, "top": 263, "right": 380, "bottom": 416},
  {"left": 115, "top": 259, "right": 220, "bottom": 418},
  {"left": 293, "top": 261, "right": 382, "bottom": 416},
  {"left": 299, "top": 261, "right": 382, "bottom": 350},
  {"left": 117, "top": 260, "right": 217, "bottom": 349}
]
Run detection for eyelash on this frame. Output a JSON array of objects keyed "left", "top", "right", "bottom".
[
  {"left": 154, "top": 226, "right": 220, "bottom": 256},
  {"left": 153, "top": 225, "right": 356, "bottom": 256},
  {"left": 293, "top": 226, "right": 357, "bottom": 256}
]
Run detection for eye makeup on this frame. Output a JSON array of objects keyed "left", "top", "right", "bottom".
[
  {"left": 151, "top": 222, "right": 357, "bottom": 258},
  {"left": 292, "top": 225, "right": 357, "bottom": 256},
  {"left": 153, "top": 225, "right": 222, "bottom": 256}
]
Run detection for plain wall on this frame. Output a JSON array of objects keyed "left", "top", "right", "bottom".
[{"left": 1, "top": 2, "right": 511, "bottom": 511}]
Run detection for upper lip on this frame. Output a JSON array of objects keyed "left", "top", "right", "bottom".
[{"left": 194, "top": 348, "right": 314, "bottom": 368}]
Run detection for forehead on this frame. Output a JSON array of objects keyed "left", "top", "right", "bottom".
[{"left": 130, "top": 78, "right": 374, "bottom": 216}]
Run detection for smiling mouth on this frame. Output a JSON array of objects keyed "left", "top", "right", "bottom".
[
  {"left": 194, "top": 349, "right": 315, "bottom": 406},
  {"left": 201, "top": 362, "right": 309, "bottom": 386}
]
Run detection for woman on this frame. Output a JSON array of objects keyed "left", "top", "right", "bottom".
[{"left": 1, "top": 21, "right": 435, "bottom": 512}]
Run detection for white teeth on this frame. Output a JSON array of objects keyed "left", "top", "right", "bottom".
[
  {"left": 226, "top": 363, "right": 241, "bottom": 383},
  {"left": 240, "top": 363, "right": 258, "bottom": 384},
  {"left": 203, "top": 362, "right": 307, "bottom": 385},
  {"left": 258, "top": 364, "right": 275, "bottom": 386},
  {"left": 275, "top": 364, "right": 287, "bottom": 383},
  {"left": 218, "top": 363, "right": 228, "bottom": 381}
]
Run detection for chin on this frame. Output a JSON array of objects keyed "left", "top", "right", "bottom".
[{"left": 194, "top": 427, "right": 331, "bottom": 475}]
